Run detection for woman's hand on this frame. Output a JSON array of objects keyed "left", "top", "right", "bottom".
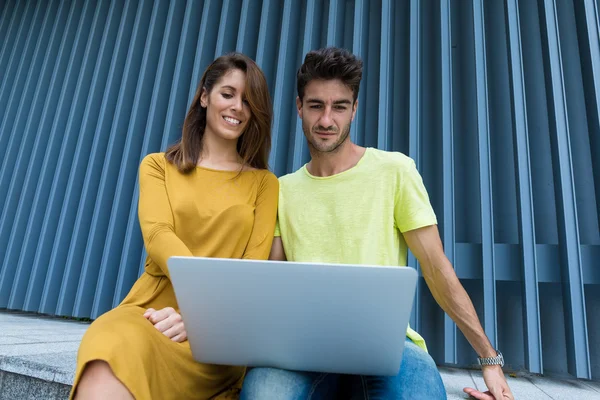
[{"left": 143, "top": 307, "right": 187, "bottom": 343}]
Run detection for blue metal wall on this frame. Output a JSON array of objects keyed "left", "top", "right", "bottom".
[{"left": 0, "top": 0, "right": 598, "bottom": 380}]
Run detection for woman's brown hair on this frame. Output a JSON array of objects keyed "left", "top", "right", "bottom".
[{"left": 165, "top": 53, "right": 272, "bottom": 173}]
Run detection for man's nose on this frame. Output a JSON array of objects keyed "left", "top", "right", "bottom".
[{"left": 319, "top": 108, "right": 334, "bottom": 127}]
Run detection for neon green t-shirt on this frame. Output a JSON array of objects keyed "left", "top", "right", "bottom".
[{"left": 274, "top": 147, "right": 438, "bottom": 351}]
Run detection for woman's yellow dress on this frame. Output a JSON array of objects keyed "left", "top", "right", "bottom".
[{"left": 70, "top": 153, "right": 279, "bottom": 399}]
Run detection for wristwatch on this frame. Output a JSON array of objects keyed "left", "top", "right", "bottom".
[{"left": 477, "top": 351, "right": 504, "bottom": 367}]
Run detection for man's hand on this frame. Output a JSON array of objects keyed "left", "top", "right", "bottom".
[
  {"left": 463, "top": 365, "right": 514, "bottom": 400},
  {"left": 143, "top": 307, "right": 187, "bottom": 342}
]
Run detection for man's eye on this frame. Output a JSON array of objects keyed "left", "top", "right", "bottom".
[
  {"left": 310, "top": 105, "right": 323, "bottom": 109},
  {"left": 334, "top": 106, "right": 347, "bottom": 111}
]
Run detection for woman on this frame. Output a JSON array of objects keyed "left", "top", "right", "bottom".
[{"left": 71, "top": 53, "right": 278, "bottom": 400}]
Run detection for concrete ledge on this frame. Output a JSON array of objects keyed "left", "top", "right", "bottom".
[
  {"left": 1, "top": 311, "right": 599, "bottom": 399},
  {"left": 0, "top": 311, "right": 85, "bottom": 399},
  {"left": 0, "top": 352, "right": 78, "bottom": 386},
  {"left": 0, "top": 370, "right": 71, "bottom": 400}
]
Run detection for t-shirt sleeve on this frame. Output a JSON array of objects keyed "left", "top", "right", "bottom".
[{"left": 394, "top": 159, "right": 437, "bottom": 233}]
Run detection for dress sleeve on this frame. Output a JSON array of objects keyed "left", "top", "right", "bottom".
[
  {"left": 242, "top": 172, "right": 279, "bottom": 259},
  {"left": 138, "top": 154, "right": 193, "bottom": 278}
]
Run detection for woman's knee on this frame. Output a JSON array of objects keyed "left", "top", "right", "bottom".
[
  {"left": 79, "top": 360, "right": 112, "bottom": 380},
  {"left": 75, "top": 361, "right": 132, "bottom": 399},
  {"left": 80, "top": 309, "right": 155, "bottom": 360}
]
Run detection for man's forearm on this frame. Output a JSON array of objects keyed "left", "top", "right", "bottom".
[{"left": 422, "top": 256, "right": 497, "bottom": 358}]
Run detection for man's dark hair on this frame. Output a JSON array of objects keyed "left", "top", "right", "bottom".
[{"left": 297, "top": 47, "right": 363, "bottom": 103}]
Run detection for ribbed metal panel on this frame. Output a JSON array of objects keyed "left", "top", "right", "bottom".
[{"left": 0, "top": 0, "right": 598, "bottom": 379}]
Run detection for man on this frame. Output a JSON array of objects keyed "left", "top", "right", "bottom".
[
  {"left": 239, "top": 48, "right": 513, "bottom": 400},
  {"left": 149, "top": 48, "right": 514, "bottom": 399}
]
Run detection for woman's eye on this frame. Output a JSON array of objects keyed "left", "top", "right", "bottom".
[{"left": 222, "top": 93, "right": 233, "bottom": 99}]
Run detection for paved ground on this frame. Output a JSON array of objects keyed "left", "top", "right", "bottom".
[{"left": 1, "top": 311, "right": 599, "bottom": 399}]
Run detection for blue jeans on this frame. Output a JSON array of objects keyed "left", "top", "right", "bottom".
[{"left": 240, "top": 339, "right": 447, "bottom": 400}]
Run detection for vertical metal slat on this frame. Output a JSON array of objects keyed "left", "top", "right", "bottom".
[
  {"left": 505, "top": 0, "right": 543, "bottom": 375},
  {"left": 20, "top": 0, "right": 85, "bottom": 312},
  {"left": 186, "top": 0, "right": 222, "bottom": 105},
  {"left": 580, "top": 0, "right": 600, "bottom": 249},
  {"left": 160, "top": 0, "right": 203, "bottom": 151},
  {"left": 33, "top": 0, "right": 110, "bottom": 315},
  {"left": 236, "top": 0, "right": 261, "bottom": 58},
  {"left": 4, "top": 0, "right": 61, "bottom": 309},
  {"left": 91, "top": 0, "right": 185, "bottom": 318},
  {"left": 473, "top": 0, "right": 498, "bottom": 348},
  {"left": 60, "top": 0, "right": 144, "bottom": 318},
  {"left": 326, "top": 0, "right": 343, "bottom": 47},
  {"left": 0, "top": 0, "right": 26, "bottom": 119},
  {"left": 361, "top": 0, "right": 381, "bottom": 149},
  {"left": 0, "top": 0, "right": 18, "bottom": 57},
  {"left": 112, "top": 3, "right": 186, "bottom": 308},
  {"left": 377, "top": 0, "right": 393, "bottom": 151},
  {"left": 72, "top": 0, "right": 172, "bottom": 318},
  {"left": 269, "top": 0, "right": 301, "bottom": 176},
  {"left": 255, "top": 0, "right": 283, "bottom": 95},
  {"left": 215, "top": 0, "right": 242, "bottom": 57},
  {"left": 408, "top": 0, "right": 423, "bottom": 331},
  {"left": 46, "top": 0, "right": 126, "bottom": 317},
  {"left": 0, "top": 1, "right": 42, "bottom": 209},
  {"left": 290, "top": 0, "right": 319, "bottom": 172},
  {"left": 350, "top": 0, "right": 368, "bottom": 145},
  {"left": 0, "top": 0, "right": 93, "bottom": 309},
  {"left": 540, "top": 0, "right": 591, "bottom": 379},
  {"left": 440, "top": 0, "right": 457, "bottom": 364}
]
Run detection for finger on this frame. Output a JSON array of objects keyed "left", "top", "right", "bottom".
[
  {"left": 171, "top": 332, "right": 187, "bottom": 343},
  {"left": 143, "top": 308, "right": 156, "bottom": 318},
  {"left": 154, "top": 312, "right": 181, "bottom": 333},
  {"left": 149, "top": 307, "right": 175, "bottom": 323},
  {"left": 500, "top": 384, "right": 514, "bottom": 400},
  {"left": 463, "top": 388, "right": 494, "bottom": 400},
  {"left": 502, "top": 391, "right": 514, "bottom": 400},
  {"left": 472, "top": 393, "right": 494, "bottom": 400},
  {"left": 162, "top": 321, "right": 184, "bottom": 339},
  {"left": 490, "top": 387, "right": 504, "bottom": 400}
]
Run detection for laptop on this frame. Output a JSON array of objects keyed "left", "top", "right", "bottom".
[{"left": 167, "top": 256, "right": 418, "bottom": 376}]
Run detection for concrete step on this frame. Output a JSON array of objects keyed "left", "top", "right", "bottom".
[
  {"left": 0, "top": 370, "right": 70, "bottom": 400},
  {"left": 1, "top": 311, "right": 599, "bottom": 399}
]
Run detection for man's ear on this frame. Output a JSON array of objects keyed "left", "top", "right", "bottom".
[
  {"left": 351, "top": 99, "right": 358, "bottom": 121},
  {"left": 296, "top": 96, "right": 303, "bottom": 118}
]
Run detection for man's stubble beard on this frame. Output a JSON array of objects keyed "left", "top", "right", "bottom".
[{"left": 303, "top": 120, "right": 352, "bottom": 154}]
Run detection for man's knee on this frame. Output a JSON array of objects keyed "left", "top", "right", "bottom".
[
  {"left": 240, "top": 367, "right": 318, "bottom": 400},
  {"left": 403, "top": 341, "right": 439, "bottom": 370},
  {"left": 399, "top": 341, "right": 447, "bottom": 398}
]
